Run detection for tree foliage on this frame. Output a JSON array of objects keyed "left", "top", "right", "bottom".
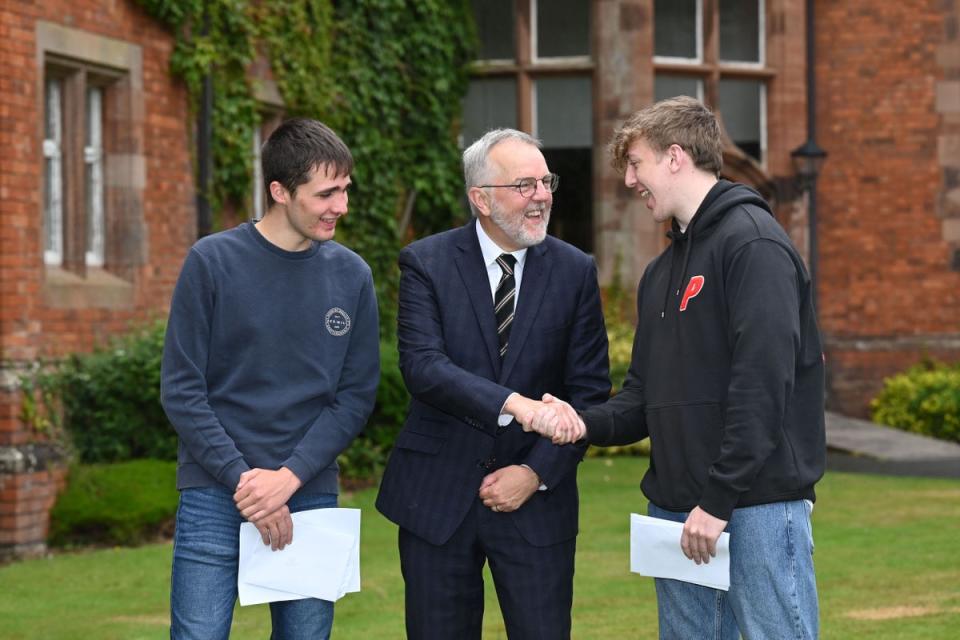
[{"left": 135, "top": 0, "right": 477, "bottom": 333}]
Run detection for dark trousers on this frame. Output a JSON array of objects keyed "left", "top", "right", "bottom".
[{"left": 398, "top": 498, "right": 576, "bottom": 640}]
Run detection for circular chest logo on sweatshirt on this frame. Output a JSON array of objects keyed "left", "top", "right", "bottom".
[{"left": 325, "top": 307, "right": 351, "bottom": 337}]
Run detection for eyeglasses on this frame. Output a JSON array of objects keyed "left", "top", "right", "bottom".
[{"left": 479, "top": 173, "right": 560, "bottom": 198}]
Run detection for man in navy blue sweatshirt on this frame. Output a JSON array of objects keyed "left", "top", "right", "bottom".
[
  {"left": 528, "top": 97, "right": 826, "bottom": 639},
  {"left": 161, "top": 118, "right": 379, "bottom": 639}
]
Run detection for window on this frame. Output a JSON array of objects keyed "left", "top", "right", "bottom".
[
  {"left": 37, "top": 21, "right": 146, "bottom": 308},
  {"left": 464, "top": 0, "right": 595, "bottom": 253},
  {"left": 252, "top": 125, "right": 265, "bottom": 222},
  {"left": 42, "top": 59, "right": 121, "bottom": 272},
  {"left": 654, "top": 0, "right": 770, "bottom": 164},
  {"left": 43, "top": 79, "right": 63, "bottom": 266},
  {"left": 249, "top": 111, "right": 283, "bottom": 222},
  {"left": 85, "top": 87, "right": 105, "bottom": 266}
]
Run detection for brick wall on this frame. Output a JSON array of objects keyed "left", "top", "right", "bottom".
[
  {"left": 0, "top": 1, "right": 194, "bottom": 557},
  {"left": 0, "top": 445, "right": 67, "bottom": 561},
  {"left": 816, "top": 0, "right": 960, "bottom": 416}
]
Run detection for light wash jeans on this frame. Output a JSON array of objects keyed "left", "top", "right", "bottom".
[
  {"left": 648, "top": 500, "right": 818, "bottom": 640},
  {"left": 170, "top": 486, "right": 337, "bottom": 640}
]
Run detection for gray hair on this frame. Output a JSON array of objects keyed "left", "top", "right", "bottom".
[{"left": 463, "top": 128, "right": 542, "bottom": 217}]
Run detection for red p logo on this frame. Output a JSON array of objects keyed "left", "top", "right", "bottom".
[{"left": 679, "top": 275, "right": 705, "bottom": 311}]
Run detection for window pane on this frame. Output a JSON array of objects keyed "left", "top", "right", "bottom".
[
  {"left": 720, "top": 0, "right": 761, "bottom": 63},
  {"left": 462, "top": 77, "right": 517, "bottom": 146},
  {"left": 534, "top": 76, "right": 592, "bottom": 148},
  {"left": 471, "top": 0, "right": 514, "bottom": 60},
  {"left": 719, "top": 78, "right": 763, "bottom": 161},
  {"left": 543, "top": 148, "right": 593, "bottom": 253},
  {"left": 655, "top": 74, "right": 703, "bottom": 103},
  {"left": 536, "top": 76, "right": 593, "bottom": 254},
  {"left": 536, "top": 0, "right": 590, "bottom": 58},
  {"left": 252, "top": 125, "right": 265, "bottom": 221},
  {"left": 44, "top": 77, "right": 63, "bottom": 266},
  {"left": 655, "top": 0, "right": 699, "bottom": 59},
  {"left": 85, "top": 87, "right": 105, "bottom": 267}
]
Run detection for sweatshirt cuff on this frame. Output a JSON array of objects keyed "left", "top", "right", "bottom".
[
  {"left": 221, "top": 458, "right": 251, "bottom": 491},
  {"left": 698, "top": 480, "right": 740, "bottom": 522},
  {"left": 282, "top": 453, "right": 313, "bottom": 488}
]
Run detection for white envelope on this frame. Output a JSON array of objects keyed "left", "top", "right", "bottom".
[
  {"left": 238, "top": 507, "right": 361, "bottom": 606},
  {"left": 630, "top": 513, "right": 730, "bottom": 591}
]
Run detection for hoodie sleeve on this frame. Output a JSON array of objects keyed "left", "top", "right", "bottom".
[
  {"left": 698, "top": 238, "right": 802, "bottom": 521},
  {"left": 580, "top": 277, "right": 649, "bottom": 446}
]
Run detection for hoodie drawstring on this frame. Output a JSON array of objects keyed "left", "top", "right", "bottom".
[{"left": 661, "top": 224, "right": 695, "bottom": 319}]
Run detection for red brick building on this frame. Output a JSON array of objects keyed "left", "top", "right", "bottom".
[
  {"left": 464, "top": 0, "right": 960, "bottom": 415},
  {"left": 0, "top": 1, "right": 194, "bottom": 558},
  {"left": 1, "top": 0, "right": 958, "bottom": 558}
]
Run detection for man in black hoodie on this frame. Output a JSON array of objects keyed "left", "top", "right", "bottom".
[{"left": 526, "top": 96, "right": 825, "bottom": 639}]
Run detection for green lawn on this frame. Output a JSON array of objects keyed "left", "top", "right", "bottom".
[{"left": 2, "top": 458, "right": 959, "bottom": 639}]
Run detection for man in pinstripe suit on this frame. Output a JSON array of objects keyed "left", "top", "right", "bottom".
[{"left": 376, "top": 129, "right": 611, "bottom": 639}]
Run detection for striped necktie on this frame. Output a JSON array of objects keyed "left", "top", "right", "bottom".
[{"left": 494, "top": 253, "right": 517, "bottom": 359}]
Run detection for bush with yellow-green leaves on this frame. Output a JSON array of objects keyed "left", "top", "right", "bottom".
[{"left": 871, "top": 360, "right": 960, "bottom": 444}]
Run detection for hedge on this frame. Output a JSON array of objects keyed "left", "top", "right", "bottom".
[
  {"left": 871, "top": 360, "right": 960, "bottom": 444},
  {"left": 49, "top": 459, "right": 178, "bottom": 547}
]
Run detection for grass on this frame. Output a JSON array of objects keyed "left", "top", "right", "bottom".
[{"left": 1, "top": 458, "right": 959, "bottom": 638}]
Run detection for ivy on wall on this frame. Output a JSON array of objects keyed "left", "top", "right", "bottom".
[{"left": 135, "top": 0, "right": 477, "bottom": 333}]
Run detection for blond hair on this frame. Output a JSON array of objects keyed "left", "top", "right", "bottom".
[{"left": 609, "top": 96, "right": 723, "bottom": 176}]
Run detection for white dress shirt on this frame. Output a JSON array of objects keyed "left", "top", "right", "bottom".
[{"left": 475, "top": 221, "right": 528, "bottom": 305}]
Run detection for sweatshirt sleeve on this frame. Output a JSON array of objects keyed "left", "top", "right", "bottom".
[
  {"left": 281, "top": 270, "right": 380, "bottom": 483},
  {"left": 160, "top": 248, "right": 250, "bottom": 489},
  {"left": 698, "top": 239, "right": 801, "bottom": 521}
]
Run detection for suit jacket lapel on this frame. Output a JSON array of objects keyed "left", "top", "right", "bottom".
[
  {"left": 499, "top": 241, "right": 551, "bottom": 384},
  {"left": 454, "top": 221, "right": 502, "bottom": 376}
]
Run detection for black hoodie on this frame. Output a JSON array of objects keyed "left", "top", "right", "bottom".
[{"left": 582, "top": 180, "right": 826, "bottom": 521}]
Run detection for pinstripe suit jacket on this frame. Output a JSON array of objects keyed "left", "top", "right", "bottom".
[{"left": 376, "top": 220, "right": 610, "bottom": 547}]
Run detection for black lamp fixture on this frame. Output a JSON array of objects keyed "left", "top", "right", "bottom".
[
  {"left": 790, "top": 139, "right": 827, "bottom": 192},
  {"left": 792, "top": 0, "right": 828, "bottom": 313},
  {"left": 791, "top": 137, "right": 827, "bottom": 312}
]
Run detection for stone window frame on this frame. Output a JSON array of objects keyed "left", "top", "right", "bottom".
[
  {"left": 653, "top": 0, "right": 774, "bottom": 168},
  {"left": 36, "top": 22, "right": 146, "bottom": 308}
]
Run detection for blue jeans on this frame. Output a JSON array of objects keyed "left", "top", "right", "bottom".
[
  {"left": 648, "top": 500, "right": 818, "bottom": 640},
  {"left": 170, "top": 486, "right": 338, "bottom": 640}
]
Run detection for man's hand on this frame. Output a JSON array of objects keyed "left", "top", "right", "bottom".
[
  {"left": 478, "top": 465, "right": 540, "bottom": 513},
  {"left": 680, "top": 506, "right": 728, "bottom": 565},
  {"left": 233, "top": 467, "right": 302, "bottom": 523},
  {"left": 525, "top": 394, "right": 586, "bottom": 444},
  {"left": 252, "top": 504, "right": 294, "bottom": 551},
  {"left": 502, "top": 394, "right": 544, "bottom": 428}
]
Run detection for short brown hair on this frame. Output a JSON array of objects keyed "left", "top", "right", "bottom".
[
  {"left": 608, "top": 96, "right": 723, "bottom": 176},
  {"left": 262, "top": 118, "right": 353, "bottom": 207}
]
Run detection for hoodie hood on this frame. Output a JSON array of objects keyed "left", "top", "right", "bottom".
[
  {"left": 669, "top": 179, "right": 773, "bottom": 240},
  {"left": 661, "top": 180, "right": 774, "bottom": 318}
]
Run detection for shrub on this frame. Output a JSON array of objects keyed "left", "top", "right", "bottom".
[
  {"left": 28, "top": 321, "right": 175, "bottom": 463},
  {"left": 338, "top": 339, "right": 408, "bottom": 486},
  {"left": 49, "top": 459, "right": 178, "bottom": 547},
  {"left": 871, "top": 360, "right": 960, "bottom": 444}
]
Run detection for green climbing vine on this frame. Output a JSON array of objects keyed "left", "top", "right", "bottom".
[{"left": 135, "top": 0, "right": 477, "bottom": 334}]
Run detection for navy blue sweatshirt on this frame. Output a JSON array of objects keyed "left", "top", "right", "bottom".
[
  {"left": 581, "top": 181, "right": 826, "bottom": 521},
  {"left": 160, "top": 222, "right": 380, "bottom": 495}
]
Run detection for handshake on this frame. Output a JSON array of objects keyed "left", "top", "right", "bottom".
[{"left": 504, "top": 393, "right": 587, "bottom": 445}]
